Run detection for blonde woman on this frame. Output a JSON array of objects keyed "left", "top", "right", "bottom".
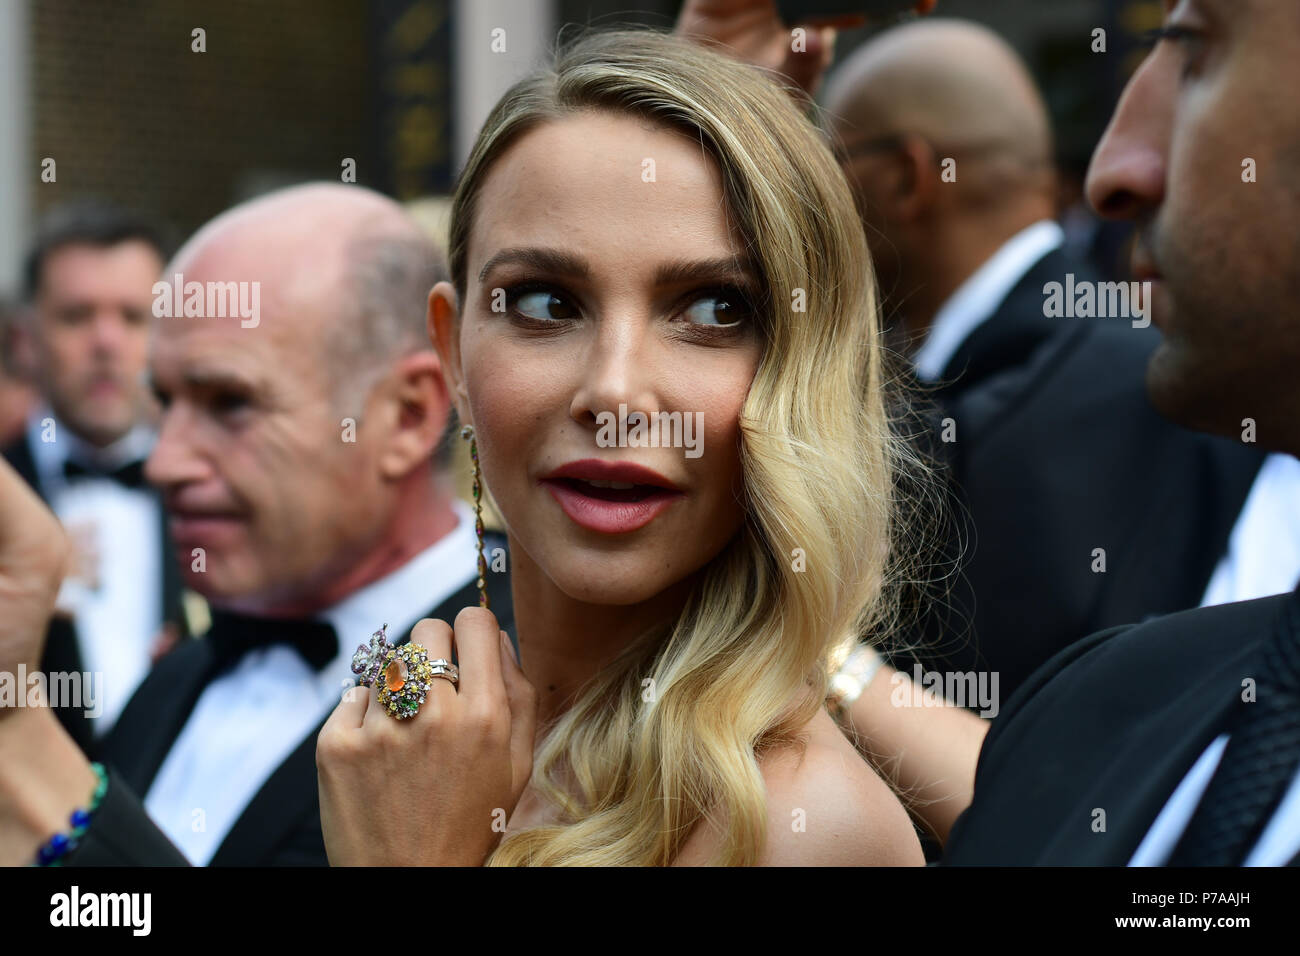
[{"left": 314, "top": 29, "right": 937, "bottom": 867}]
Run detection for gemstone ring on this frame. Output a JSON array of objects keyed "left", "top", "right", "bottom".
[
  {"left": 376, "top": 642, "right": 441, "bottom": 720},
  {"left": 426, "top": 658, "right": 459, "bottom": 685},
  {"left": 350, "top": 624, "right": 394, "bottom": 688}
]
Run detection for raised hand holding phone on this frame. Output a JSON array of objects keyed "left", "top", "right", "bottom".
[{"left": 677, "top": 0, "right": 937, "bottom": 96}]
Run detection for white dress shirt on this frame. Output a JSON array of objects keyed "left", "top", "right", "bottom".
[
  {"left": 911, "top": 220, "right": 1065, "bottom": 383},
  {"left": 1129, "top": 453, "right": 1300, "bottom": 866},
  {"left": 143, "top": 498, "right": 481, "bottom": 865},
  {"left": 1199, "top": 453, "right": 1300, "bottom": 608},
  {"left": 28, "top": 409, "right": 162, "bottom": 735}
]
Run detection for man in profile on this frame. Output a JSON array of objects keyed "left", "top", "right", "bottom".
[
  {"left": 0, "top": 183, "right": 509, "bottom": 866},
  {"left": 821, "top": 20, "right": 1265, "bottom": 701},
  {"left": 945, "top": 0, "right": 1300, "bottom": 865}
]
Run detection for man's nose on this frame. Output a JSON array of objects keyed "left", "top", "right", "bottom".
[
  {"left": 1085, "top": 56, "right": 1171, "bottom": 221},
  {"left": 145, "top": 403, "right": 210, "bottom": 489},
  {"left": 89, "top": 309, "right": 131, "bottom": 353}
]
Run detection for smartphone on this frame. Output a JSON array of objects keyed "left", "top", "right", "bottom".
[{"left": 774, "top": 0, "right": 919, "bottom": 23}]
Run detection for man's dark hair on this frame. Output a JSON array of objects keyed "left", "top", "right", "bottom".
[{"left": 22, "top": 199, "right": 172, "bottom": 301}]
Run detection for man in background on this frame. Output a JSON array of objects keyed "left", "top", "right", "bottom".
[
  {"left": 946, "top": 0, "right": 1300, "bottom": 864},
  {"left": 0, "top": 183, "right": 509, "bottom": 866},
  {"left": 822, "top": 21, "right": 1265, "bottom": 700},
  {"left": 2, "top": 201, "right": 188, "bottom": 748}
]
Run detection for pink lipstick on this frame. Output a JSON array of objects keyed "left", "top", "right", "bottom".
[{"left": 540, "top": 459, "right": 683, "bottom": 534}]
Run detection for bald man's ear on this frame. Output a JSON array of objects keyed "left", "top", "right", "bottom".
[
  {"left": 427, "top": 282, "right": 470, "bottom": 425},
  {"left": 376, "top": 350, "right": 450, "bottom": 482},
  {"left": 892, "top": 134, "right": 942, "bottom": 222}
]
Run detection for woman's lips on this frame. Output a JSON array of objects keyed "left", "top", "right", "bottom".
[{"left": 541, "top": 476, "right": 683, "bottom": 534}]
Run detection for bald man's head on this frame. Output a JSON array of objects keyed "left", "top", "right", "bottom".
[
  {"left": 169, "top": 183, "right": 446, "bottom": 407},
  {"left": 146, "top": 184, "right": 455, "bottom": 610},
  {"left": 824, "top": 19, "right": 1055, "bottom": 208}
]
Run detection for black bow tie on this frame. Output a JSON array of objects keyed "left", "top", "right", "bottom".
[
  {"left": 63, "top": 458, "right": 148, "bottom": 490},
  {"left": 205, "top": 610, "right": 339, "bottom": 675}
]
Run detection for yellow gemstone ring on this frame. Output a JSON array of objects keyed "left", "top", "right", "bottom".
[{"left": 375, "top": 642, "right": 447, "bottom": 720}]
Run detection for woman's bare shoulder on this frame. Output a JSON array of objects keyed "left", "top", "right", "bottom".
[
  {"left": 673, "top": 708, "right": 925, "bottom": 866},
  {"left": 754, "top": 707, "right": 924, "bottom": 866}
]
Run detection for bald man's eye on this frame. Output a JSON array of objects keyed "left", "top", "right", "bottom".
[
  {"left": 508, "top": 285, "right": 581, "bottom": 324},
  {"left": 209, "top": 390, "right": 252, "bottom": 415}
]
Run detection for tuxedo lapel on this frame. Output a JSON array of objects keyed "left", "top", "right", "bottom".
[
  {"left": 208, "top": 711, "right": 329, "bottom": 866},
  {"left": 98, "top": 639, "right": 216, "bottom": 794},
  {"left": 936, "top": 248, "right": 1093, "bottom": 400},
  {"left": 1037, "top": 646, "right": 1251, "bottom": 865}
]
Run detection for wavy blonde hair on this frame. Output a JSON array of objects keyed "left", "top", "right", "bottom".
[{"left": 448, "top": 30, "right": 906, "bottom": 865}]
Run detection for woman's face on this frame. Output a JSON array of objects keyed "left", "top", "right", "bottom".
[{"left": 435, "top": 111, "right": 763, "bottom": 606}]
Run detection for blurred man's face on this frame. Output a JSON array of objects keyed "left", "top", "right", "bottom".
[
  {"left": 1086, "top": 0, "right": 1300, "bottom": 448},
  {"left": 31, "top": 241, "right": 161, "bottom": 446},
  {"left": 144, "top": 242, "right": 391, "bottom": 610}
]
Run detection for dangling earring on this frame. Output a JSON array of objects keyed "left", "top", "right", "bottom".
[{"left": 461, "top": 424, "right": 489, "bottom": 609}]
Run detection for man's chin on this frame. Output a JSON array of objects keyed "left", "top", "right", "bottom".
[
  {"left": 65, "top": 407, "right": 137, "bottom": 446},
  {"left": 180, "top": 568, "right": 254, "bottom": 601},
  {"left": 1145, "top": 342, "right": 1247, "bottom": 440}
]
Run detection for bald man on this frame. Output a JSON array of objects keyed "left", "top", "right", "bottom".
[
  {"left": 824, "top": 20, "right": 1071, "bottom": 382},
  {"left": 0, "top": 183, "right": 512, "bottom": 866},
  {"left": 822, "top": 21, "right": 1263, "bottom": 706}
]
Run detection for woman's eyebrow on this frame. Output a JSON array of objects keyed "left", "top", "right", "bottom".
[
  {"left": 478, "top": 247, "right": 591, "bottom": 282},
  {"left": 652, "top": 256, "right": 759, "bottom": 288}
]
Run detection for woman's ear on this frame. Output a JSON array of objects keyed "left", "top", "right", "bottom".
[{"left": 428, "top": 281, "right": 470, "bottom": 423}]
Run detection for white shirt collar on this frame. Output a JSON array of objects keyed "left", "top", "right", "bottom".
[
  {"left": 912, "top": 219, "right": 1065, "bottom": 383},
  {"left": 26, "top": 406, "right": 156, "bottom": 488},
  {"left": 316, "top": 497, "right": 482, "bottom": 684}
]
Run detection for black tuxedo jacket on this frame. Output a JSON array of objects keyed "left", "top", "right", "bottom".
[
  {"left": 944, "top": 594, "right": 1300, "bottom": 865},
  {"left": 2, "top": 431, "right": 187, "bottom": 753},
  {"left": 894, "top": 248, "right": 1266, "bottom": 702},
  {"left": 932, "top": 247, "right": 1090, "bottom": 404},
  {"left": 65, "top": 538, "right": 514, "bottom": 866}
]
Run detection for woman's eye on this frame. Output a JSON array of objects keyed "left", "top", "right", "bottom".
[
  {"left": 682, "top": 293, "right": 750, "bottom": 327},
  {"left": 513, "top": 290, "right": 578, "bottom": 321}
]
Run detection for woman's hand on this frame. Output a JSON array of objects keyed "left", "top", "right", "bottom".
[
  {"left": 0, "top": 456, "right": 99, "bottom": 867},
  {"left": 317, "top": 607, "right": 538, "bottom": 866},
  {"left": 0, "top": 456, "right": 70, "bottom": 694}
]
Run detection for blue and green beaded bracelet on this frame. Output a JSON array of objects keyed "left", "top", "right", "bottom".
[{"left": 31, "top": 762, "right": 108, "bottom": 866}]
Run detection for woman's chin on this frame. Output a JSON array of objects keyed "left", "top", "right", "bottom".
[{"left": 547, "top": 565, "right": 679, "bottom": 607}]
